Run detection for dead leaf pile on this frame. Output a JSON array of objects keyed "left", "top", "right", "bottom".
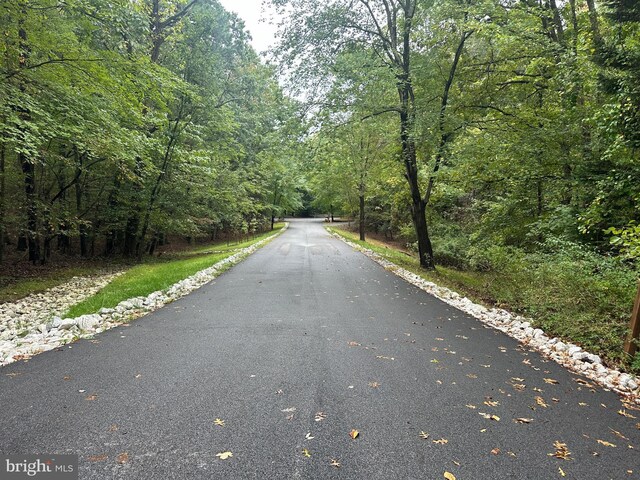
[{"left": 549, "top": 441, "right": 571, "bottom": 461}]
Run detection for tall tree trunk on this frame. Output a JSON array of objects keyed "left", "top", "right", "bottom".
[
  {"left": 0, "top": 141, "right": 5, "bottom": 263},
  {"left": 21, "top": 155, "right": 40, "bottom": 264},
  {"left": 104, "top": 172, "right": 122, "bottom": 256},
  {"left": 359, "top": 191, "right": 365, "bottom": 241},
  {"left": 548, "top": 0, "right": 565, "bottom": 44},
  {"left": 17, "top": 5, "right": 40, "bottom": 264},
  {"left": 585, "top": 0, "right": 603, "bottom": 50},
  {"left": 75, "top": 154, "right": 88, "bottom": 257}
]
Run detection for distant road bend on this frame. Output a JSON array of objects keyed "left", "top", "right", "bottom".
[{"left": 1, "top": 218, "right": 638, "bottom": 479}]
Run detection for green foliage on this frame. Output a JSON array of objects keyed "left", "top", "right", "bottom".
[
  {"left": 607, "top": 222, "right": 640, "bottom": 259},
  {"left": 0, "top": 0, "right": 303, "bottom": 266}
]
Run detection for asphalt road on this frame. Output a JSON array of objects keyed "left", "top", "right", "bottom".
[{"left": 1, "top": 219, "right": 639, "bottom": 480}]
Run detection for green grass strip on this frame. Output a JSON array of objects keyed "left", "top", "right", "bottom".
[{"left": 65, "top": 225, "right": 285, "bottom": 318}]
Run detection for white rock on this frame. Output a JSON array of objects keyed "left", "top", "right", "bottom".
[
  {"left": 58, "top": 320, "right": 77, "bottom": 330},
  {"left": 567, "top": 346, "right": 582, "bottom": 356},
  {"left": 554, "top": 342, "right": 567, "bottom": 352},
  {"left": 77, "top": 315, "right": 100, "bottom": 330}
]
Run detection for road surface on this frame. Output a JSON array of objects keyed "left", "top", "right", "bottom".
[{"left": 1, "top": 219, "right": 638, "bottom": 479}]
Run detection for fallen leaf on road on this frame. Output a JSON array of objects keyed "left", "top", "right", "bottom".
[
  {"left": 618, "top": 410, "right": 637, "bottom": 419},
  {"left": 214, "top": 418, "right": 225, "bottom": 427},
  {"left": 574, "top": 378, "right": 596, "bottom": 388},
  {"left": 116, "top": 452, "right": 129, "bottom": 464},
  {"left": 85, "top": 394, "right": 97, "bottom": 401},
  {"left": 610, "top": 428, "right": 629, "bottom": 440},
  {"left": 348, "top": 341, "right": 361, "bottom": 347},
  {"left": 302, "top": 449, "right": 311, "bottom": 458},
  {"left": 535, "top": 396, "right": 548, "bottom": 408},
  {"left": 484, "top": 400, "right": 499, "bottom": 407},
  {"left": 444, "top": 472, "right": 456, "bottom": 480},
  {"left": 376, "top": 355, "right": 395, "bottom": 361},
  {"left": 479, "top": 412, "right": 500, "bottom": 421},
  {"left": 549, "top": 441, "right": 571, "bottom": 460},
  {"left": 88, "top": 455, "right": 108, "bottom": 462},
  {"left": 466, "top": 404, "right": 477, "bottom": 409},
  {"left": 491, "top": 448, "right": 500, "bottom": 455},
  {"left": 216, "top": 451, "right": 233, "bottom": 460},
  {"left": 514, "top": 418, "right": 533, "bottom": 424},
  {"left": 281, "top": 407, "right": 296, "bottom": 413},
  {"left": 597, "top": 439, "right": 616, "bottom": 447},
  {"left": 559, "top": 467, "right": 566, "bottom": 477},
  {"left": 544, "top": 378, "right": 559, "bottom": 385},
  {"left": 349, "top": 429, "right": 359, "bottom": 439},
  {"left": 466, "top": 374, "right": 478, "bottom": 379},
  {"left": 433, "top": 439, "right": 449, "bottom": 444},
  {"left": 305, "top": 433, "right": 315, "bottom": 440},
  {"left": 330, "top": 459, "right": 341, "bottom": 468},
  {"left": 315, "top": 412, "right": 327, "bottom": 422},
  {"left": 108, "top": 425, "right": 118, "bottom": 432},
  {"left": 622, "top": 401, "right": 640, "bottom": 412},
  {"left": 419, "top": 431, "right": 430, "bottom": 440},
  {"left": 430, "top": 359, "right": 439, "bottom": 363},
  {"left": 368, "top": 382, "right": 380, "bottom": 388}
]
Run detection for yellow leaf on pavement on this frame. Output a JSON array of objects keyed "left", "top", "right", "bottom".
[{"left": 444, "top": 472, "right": 456, "bottom": 480}]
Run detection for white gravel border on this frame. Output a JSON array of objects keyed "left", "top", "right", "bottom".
[
  {"left": 0, "top": 225, "right": 287, "bottom": 367},
  {"left": 330, "top": 230, "right": 640, "bottom": 401}
]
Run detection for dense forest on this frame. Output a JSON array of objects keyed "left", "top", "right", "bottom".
[
  {"left": 1, "top": 0, "right": 638, "bottom": 269},
  {"left": 0, "top": 0, "right": 304, "bottom": 265},
  {"left": 273, "top": 0, "right": 639, "bottom": 269}
]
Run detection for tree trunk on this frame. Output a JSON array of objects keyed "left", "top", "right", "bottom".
[
  {"left": 0, "top": 141, "right": 5, "bottom": 263},
  {"left": 398, "top": 77, "right": 435, "bottom": 270},
  {"left": 17, "top": 7, "right": 39, "bottom": 264},
  {"left": 21, "top": 155, "right": 40, "bottom": 264},
  {"left": 359, "top": 193, "right": 365, "bottom": 241},
  {"left": 104, "top": 174, "right": 120, "bottom": 256},
  {"left": 585, "top": 0, "right": 603, "bottom": 51},
  {"left": 76, "top": 183, "right": 87, "bottom": 257}
]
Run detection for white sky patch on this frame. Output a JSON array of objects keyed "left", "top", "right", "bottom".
[{"left": 218, "top": 0, "right": 280, "bottom": 55}]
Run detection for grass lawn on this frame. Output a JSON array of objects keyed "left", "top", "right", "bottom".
[
  {"left": 64, "top": 225, "right": 285, "bottom": 318},
  {"left": 327, "top": 225, "right": 638, "bottom": 372}
]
